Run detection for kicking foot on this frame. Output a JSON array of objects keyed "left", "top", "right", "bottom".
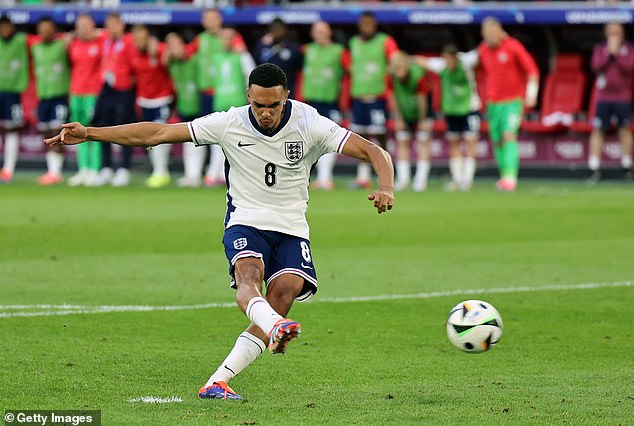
[
  {"left": 268, "top": 318, "right": 301, "bottom": 355},
  {"left": 198, "top": 381, "right": 242, "bottom": 400}
]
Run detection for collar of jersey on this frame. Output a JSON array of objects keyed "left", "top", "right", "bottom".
[{"left": 248, "top": 100, "right": 292, "bottom": 137}]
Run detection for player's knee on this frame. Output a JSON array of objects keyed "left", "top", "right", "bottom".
[{"left": 234, "top": 258, "right": 264, "bottom": 289}]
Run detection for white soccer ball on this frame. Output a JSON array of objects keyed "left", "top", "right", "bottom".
[{"left": 446, "top": 300, "right": 503, "bottom": 353}]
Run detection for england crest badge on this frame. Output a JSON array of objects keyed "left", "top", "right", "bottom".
[{"left": 285, "top": 141, "right": 304, "bottom": 162}]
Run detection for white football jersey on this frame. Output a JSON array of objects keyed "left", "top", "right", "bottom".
[{"left": 188, "top": 100, "right": 351, "bottom": 239}]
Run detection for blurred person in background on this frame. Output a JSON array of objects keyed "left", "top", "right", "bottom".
[
  {"left": 93, "top": 12, "right": 136, "bottom": 187},
  {"left": 186, "top": 9, "right": 246, "bottom": 187},
  {"left": 165, "top": 32, "right": 204, "bottom": 188},
  {"left": 348, "top": 11, "right": 398, "bottom": 189},
  {"left": 130, "top": 24, "right": 174, "bottom": 188},
  {"left": 477, "top": 17, "right": 539, "bottom": 192},
  {"left": 211, "top": 28, "right": 255, "bottom": 113},
  {"left": 31, "top": 16, "right": 70, "bottom": 185},
  {"left": 203, "top": 27, "right": 255, "bottom": 187},
  {"left": 388, "top": 51, "right": 431, "bottom": 192},
  {"left": 0, "top": 15, "right": 29, "bottom": 183},
  {"left": 415, "top": 44, "right": 481, "bottom": 191},
  {"left": 253, "top": 18, "right": 303, "bottom": 98},
  {"left": 67, "top": 13, "right": 103, "bottom": 187},
  {"left": 588, "top": 22, "right": 634, "bottom": 183},
  {"left": 303, "top": 20, "right": 347, "bottom": 191}
]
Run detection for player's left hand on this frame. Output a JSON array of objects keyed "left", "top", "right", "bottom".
[{"left": 368, "top": 189, "right": 394, "bottom": 214}]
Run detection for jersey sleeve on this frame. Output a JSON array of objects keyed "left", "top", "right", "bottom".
[
  {"left": 310, "top": 112, "right": 351, "bottom": 155},
  {"left": 512, "top": 39, "right": 539, "bottom": 77},
  {"left": 459, "top": 50, "right": 479, "bottom": 69},
  {"left": 384, "top": 35, "right": 399, "bottom": 60},
  {"left": 188, "top": 111, "right": 229, "bottom": 146},
  {"left": 425, "top": 57, "right": 447, "bottom": 74}
]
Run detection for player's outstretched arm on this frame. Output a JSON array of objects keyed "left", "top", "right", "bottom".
[
  {"left": 342, "top": 133, "right": 394, "bottom": 214},
  {"left": 44, "top": 122, "right": 192, "bottom": 148}
]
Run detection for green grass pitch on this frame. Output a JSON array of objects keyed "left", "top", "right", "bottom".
[{"left": 2, "top": 174, "right": 634, "bottom": 425}]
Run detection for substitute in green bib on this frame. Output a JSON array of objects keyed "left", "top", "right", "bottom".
[
  {"left": 349, "top": 11, "right": 399, "bottom": 189},
  {"left": 0, "top": 15, "right": 29, "bottom": 183},
  {"left": 415, "top": 45, "right": 481, "bottom": 191},
  {"left": 205, "top": 27, "right": 256, "bottom": 186},
  {"left": 187, "top": 9, "right": 247, "bottom": 188},
  {"left": 31, "top": 16, "right": 70, "bottom": 186},
  {"left": 388, "top": 52, "right": 432, "bottom": 192},
  {"left": 303, "top": 21, "right": 347, "bottom": 191},
  {"left": 166, "top": 32, "right": 204, "bottom": 188}
]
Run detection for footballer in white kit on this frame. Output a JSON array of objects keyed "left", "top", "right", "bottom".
[
  {"left": 188, "top": 99, "right": 351, "bottom": 303},
  {"left": 45, "top": 63, "right": 395, "bottom": 401}
]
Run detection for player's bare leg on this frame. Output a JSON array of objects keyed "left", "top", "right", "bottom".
[
  {"left": 588, "top": 129, "right": 604, "bottom": 183},
  {"left": 618, "top": 127, "right": 633, "bottom": 180},
  {"left": 199, "top": 265, "right": 303, "bottom": 400},
  {"left": 446, "top": 135, "right": 462, "bottom": 191},
  {"left": 462, "top": 133, "right": 478, "bottom": 191},
  {"left": 412, "top": 128, "right": 431, "bottom": 192},
  {"left": 232, "top": 258, "right": 303, "bottom": 352}
]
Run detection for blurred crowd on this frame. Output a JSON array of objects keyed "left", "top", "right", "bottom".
[{"left": 0, "top": 10, "right": 633, "bottom": 191}]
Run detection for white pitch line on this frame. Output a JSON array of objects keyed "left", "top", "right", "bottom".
[
  {"left": 1, "top": 280, "right": 632, "bottom": 319},
  {"left": 128, "top": 396, "right": 183, "bottom": 404}
]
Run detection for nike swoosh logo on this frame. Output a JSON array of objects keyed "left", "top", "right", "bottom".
[
  {"left": 238, "top": 141, "right": 255, "bottom": 147},
  {"left": 301, "top": 262, "right": 313, "bottom": 270}
]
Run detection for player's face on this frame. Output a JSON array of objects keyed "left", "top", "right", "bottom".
[
  {"left": 106, "top": 16, "right": 124, "bottom": 38},
  {"left": 271, "top": 23, "right": 286, "bottom": 42},
  {"left": 311, "top": 21, "right": 331, "bottom": 45},
  {"left": 166, "top": 34, "right": 185, "bottom": 59},
  {"left": 605, "top": 23, "right": 624, "bottom": 42},
  {"left": 220, "top": 28, "right": 235, "bottom": 51},
  {"left": 37, "top": 21, "right": 56, "bottom": 42},
  {"left": 75, "top": 16, "right": 95, "bottom": 40},
  {"left": 390, "top": 57, "right": 409, "bottom": 80},
  {"left": 247, "top": 85, "right": 290, "bottom": 132},
  {"left": 0, "top": 22, "right": 14, "bottom": 39},
  {"left": 132, "top": 27, "right": 149, "bottom": 50},
  {"left": 358, "top": 16, "right": 376, "bottom": 38},
  {"left": 203, "top": 10, "right": 222, "bottom": 34},
  {"left": 482, "top": 22, "right": 503, "bottom": 47},
  {"left": 443, "top": 53, "right": 458, "bottom": 70}
]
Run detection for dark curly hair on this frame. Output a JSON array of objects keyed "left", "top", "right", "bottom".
[{"left": 248, "top": 63, "right": 288, "bottom": 90}]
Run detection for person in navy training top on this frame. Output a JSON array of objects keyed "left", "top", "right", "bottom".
[{"left": 253, "top": 18, "right": 303, "bottom": 97}]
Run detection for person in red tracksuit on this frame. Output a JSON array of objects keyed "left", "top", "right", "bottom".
[
  {"left": 477, "top": 17, "right": 539, "bottom": 192},
  {"left": 130, "top": 24, "right": 175, "bottom": 188},
  {"left": 93, "top": 12, "right": 137, "bottom": 187}
]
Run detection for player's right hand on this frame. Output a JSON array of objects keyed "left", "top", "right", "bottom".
[
  {"left": 368, "top": 189, "right": 394, "bottom": 214},
  {"left": 44, "top": 122, "right": 88, "bottom": 146}
]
